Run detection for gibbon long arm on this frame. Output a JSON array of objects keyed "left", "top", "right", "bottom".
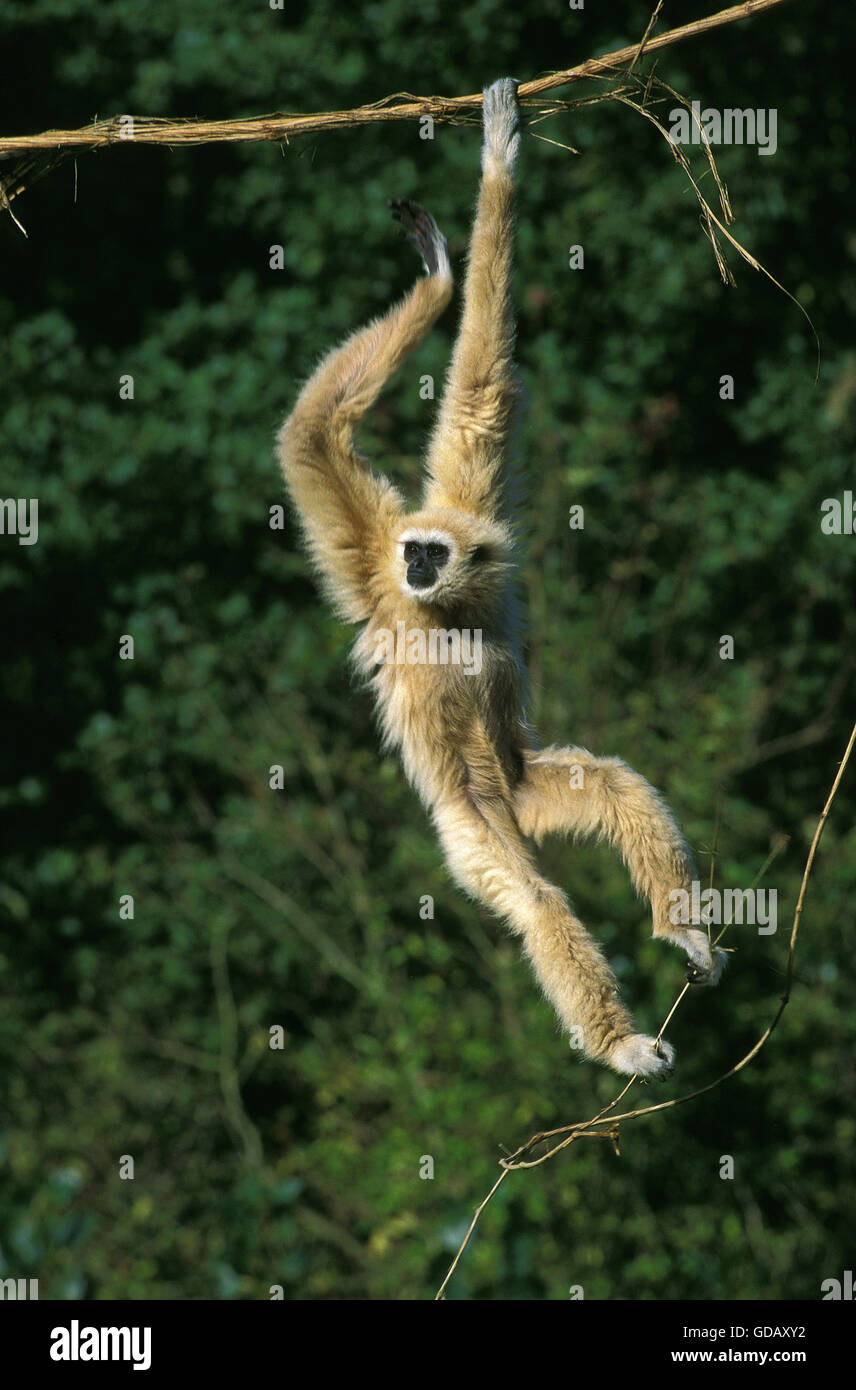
[
  {"left": 423, "top": 83, "right": 520, "bottom": 522},
  {"left": 278, "top": 227, "right": 452, "bottom": 622},
  {"left": 279, "top": 77, "right": 726, "bottom": 1080}
]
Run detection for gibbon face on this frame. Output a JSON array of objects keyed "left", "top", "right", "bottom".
[
  {"left": 395, "top": 510, "right": 514, "bottom": 612},
  {"left": 402, "top": 532, "right": 452, "bottom": 591}
]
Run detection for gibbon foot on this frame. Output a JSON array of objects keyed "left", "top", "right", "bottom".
[
  {"left": 609, "top": 1033, "right": 675, "bottom": 1080},
  {"left": 388, "top": 198, "right": 450, "bottom": 278},
  {"left": 482, "top": 77, "right": 520, "bottom": 170},
  {"left": 679, "top": 927, "right": 728, "bottom": 987}
]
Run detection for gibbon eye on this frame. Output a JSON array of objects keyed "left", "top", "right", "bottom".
[
  {"left": 403, "top": 541, "right": 420, "bottom": 561},
  {"left": 427, "top": 542, "right": 449, "bottom": 561}
]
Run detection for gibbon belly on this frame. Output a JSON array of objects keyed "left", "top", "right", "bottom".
[{"left": 370, "top": 645, "right": 524, "bottom": 811}]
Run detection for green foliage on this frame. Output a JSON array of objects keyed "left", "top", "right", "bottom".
[{"left": 1, "top": 0, "right": 854, "bottom": 1300}]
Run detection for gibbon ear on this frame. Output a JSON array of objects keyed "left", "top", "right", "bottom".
[{"left": 470, "top": 546, "right": 489, "bottom": 563}]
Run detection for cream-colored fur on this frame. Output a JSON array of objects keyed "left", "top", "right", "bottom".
[{"left": 278, "top": 78, "right": 726, "bottom": 1078}]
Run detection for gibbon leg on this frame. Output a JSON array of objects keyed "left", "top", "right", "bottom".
[
  {"left": 432, "top": 792, "right": 676, "bottom": 1077},
  {"left": 423, "top": 78, "right": 522, "bottom": 520},
  {"left": 514, "top": 747, "right": 727, "bottom": 985}
]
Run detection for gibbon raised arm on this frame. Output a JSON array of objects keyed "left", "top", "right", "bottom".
[
  {"left": 423, "top": 81, "right": 521, "bottom": 522},
  {"left": 279, "top": 77, "right": 725, "bottom": 1079},
  {"left": 278, "top": 208, "right": 452, "bottom": 623}
]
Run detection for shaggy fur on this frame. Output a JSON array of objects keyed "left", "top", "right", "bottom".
[{"left": 278, "top": 78, "right": 726, "bottom": 1078}]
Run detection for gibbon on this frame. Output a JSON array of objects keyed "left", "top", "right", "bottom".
[{"left": 278, "top": 78, "right": 726, "bottom": 1077}]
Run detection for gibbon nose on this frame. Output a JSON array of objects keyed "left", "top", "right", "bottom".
[{"left": 407, "top": 563, "right": 434, "bottom": 588}]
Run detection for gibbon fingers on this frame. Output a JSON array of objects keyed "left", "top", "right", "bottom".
[{"left": 278, "top": 77, "right": 726, "bottom": 1079}]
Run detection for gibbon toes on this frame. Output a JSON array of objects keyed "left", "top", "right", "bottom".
[
  {"left": 680, "top": 927, "right": 729, "bottom": 987},
  {"left": 657, "top": 926, "right": 728, "bottom": 987},
  {"left": 387, "top": 198, "right": 450, "bottom": 279},
  {"left": 482, "top": 77, "right": 520, "bottom": 169},
  {"left": 686, "top": 949, "right": 729, "bottom": 987},
  {"left": 609, "top": 1033, "right": 676, "bottom": 1080}
]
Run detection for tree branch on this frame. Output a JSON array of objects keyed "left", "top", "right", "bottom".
[{"left": 0, "top": 0, "right": 793, "bottom": 160}]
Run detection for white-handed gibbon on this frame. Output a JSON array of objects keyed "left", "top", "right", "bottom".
[{"left": 278, "top": 78, "right": 726, "bottom": 1077}]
